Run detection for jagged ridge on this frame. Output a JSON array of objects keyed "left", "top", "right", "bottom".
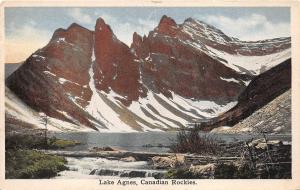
[{"left": 5, "top": 15, "right": 291, "bottom": 132}]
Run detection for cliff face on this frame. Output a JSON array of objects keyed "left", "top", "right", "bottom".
[
  {"left": 6, "top": 24, "right": 99, "bottom": 130},
  {"left": 211, "top": 89, "right": 291, "bottom": 134},
  {"left": 200, "top": 59, "right": 291, "bottom": 131},
  {"left": 5, "top": 16, "right": 291, "bottom": 132}
]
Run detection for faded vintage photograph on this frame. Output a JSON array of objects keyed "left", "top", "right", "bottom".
[{"left": 4, "top": 7, "right": 291, "bottom": 180}]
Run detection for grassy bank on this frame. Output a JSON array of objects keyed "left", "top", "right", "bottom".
[
  {"left": 5, "top": 130, "right": 81, "bottom": 179},
  {"left": 6, "top": 149, "right": 68, "bottom": 179},
  {"left": 6, "top": 133, "right": 81, "bottom": 150}
]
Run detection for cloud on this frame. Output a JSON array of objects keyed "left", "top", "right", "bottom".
[
  {"left": 5, "top": 21, "right": 51, "bottom": 63},
  {"left": 93, "top": 11, "right": 118, "bottom": 24},
  {"left": 5, "top": 11, "right": 157, "bottom": 63},
  {"left": 67, "top": 9, "right": 157, "bottom": 45},
  {"left": 68, "top": 8, "right": 93, "bottom": 25},
  {"left": 92, "top": 12, "right": 157, "bottom": 45},
  {"left": 112, "top": 18, "right": 156, "bottom": 45},
  {"left": 197, "top": 14, "right": 290, "bottom": 41}
]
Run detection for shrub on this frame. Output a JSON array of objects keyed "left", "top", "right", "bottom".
[{"left": 169, "top": 128, "right": 222, "bottom": 155}]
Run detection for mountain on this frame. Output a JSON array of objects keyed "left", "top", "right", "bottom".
[
  {"left": 5, "top": 15, "right": 291, "bottom": 132},
  {"left": 5, "top": 63, "right": 22, "bottom": 79},
  {"left": 199, "top": 58, "right": 291, "bottom": 131},
  {"left": 211, "top": 89, "right": 291, "bottom": 134}
]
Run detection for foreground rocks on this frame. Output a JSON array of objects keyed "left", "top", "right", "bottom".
[
  {"left": 189, "top": 163, "right": 216, "bottom": 178},
  {"left": 120, "top": 156, "right": 137, "bottom": 162},
  {"left": 90, "top": 168, "right": 166, "bottom": 178},
  {"left": 89, "top": 146, "right": 117, "bottom": 152},
  {"left": 152, "top": 155, "right": 185, "bottom": 169}
]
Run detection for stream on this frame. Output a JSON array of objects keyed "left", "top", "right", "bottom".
[{"left": 50, "top": 131, "right": 291, "bottom": 179}]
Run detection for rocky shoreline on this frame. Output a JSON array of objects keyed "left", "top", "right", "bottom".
[{"left": 44, "top": 136, "right": 291, "bottom": 179}]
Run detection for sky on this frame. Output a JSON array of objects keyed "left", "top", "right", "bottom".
[{"left": 5, "top": 7, "right": 290, "bottom": 63}]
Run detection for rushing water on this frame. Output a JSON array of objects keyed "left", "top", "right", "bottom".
[
  {"left": 54, "top": 157, "right": 165, "bottom": 179},
  {"left": 50, "top": 131, "right": 291, "bottom": 179}
]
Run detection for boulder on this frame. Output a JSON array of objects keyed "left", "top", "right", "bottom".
[
  {"left": 120, "top": 156, "right": 136, "bottom": 162},
  {"left": 90, "top": 146, "right": 116, "bottom": 152},
  {"left": 120, "top": 171, "right": 146, "bottom": 178},
  {"left": 247, "top": 138, "right": 283, "bottom": 150},
  {"left": 189, "top": 163, "right": 216, "bottom": 178},
  {"left": 152, "top": 154, "right": 185, "bottom": 169}
]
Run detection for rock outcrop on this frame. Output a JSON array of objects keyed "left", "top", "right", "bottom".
[
  {"left": 201, "top": 58, "right": 291, "bottom": 131},
  {"left": 211, "top": 89, "right": 291, "bottom": 134}
]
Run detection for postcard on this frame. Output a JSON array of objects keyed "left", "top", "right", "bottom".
[{"left": 1, "top": 1, "right": 300, "bottom": 190}]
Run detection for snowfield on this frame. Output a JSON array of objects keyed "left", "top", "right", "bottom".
[
  {"left": 206, "top": 46, "right": 291, "bottom": 75},
  {"left": 5, "top": 87, "right": 93, "bottom": 132},
  {"left": 5, "top": 43, "right": 291, "bottom": 132}
]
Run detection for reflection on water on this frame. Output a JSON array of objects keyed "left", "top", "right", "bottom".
[{"left": 50, "top": 131, "right": 291, "bottom": 153}]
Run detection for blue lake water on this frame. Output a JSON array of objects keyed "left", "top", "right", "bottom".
[{"left": 50, "top": 131, "right": 291, "bottom": 153}]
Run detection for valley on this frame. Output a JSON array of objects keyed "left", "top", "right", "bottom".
[{"left": 5, "top": 14, "right": 291, "bottom": 179}]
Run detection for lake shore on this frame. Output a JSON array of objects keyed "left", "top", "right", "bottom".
[{"left": 5, "top": 126, "right": 291, "bottom": 179}]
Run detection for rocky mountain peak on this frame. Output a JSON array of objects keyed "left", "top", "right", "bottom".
[
  {"left": 95, "top": 17, "right": 113, "bottom": 36},
  {"left": 93, "top": 17, "right": 144, "bottom": 105},
  {"left": 132, "top": 32, "right": 143, "bottom": 47},
  {"left": 49, "top": 22, "right": 93, "bottom": 54},
  {"left": 130, "top": 32, "right": 144, "bottom": 57},
  {"left": 5, "top": 16, "right": 292, "bottom": 132},
  {"left": 158, "top": 15, "right": 177, "bottom": 27},
  {"left": 183, "top": 17, "right": 196, "bottom": 23},
  {"left": 155, "top": 15, "right": 178, "bottom": 36}
]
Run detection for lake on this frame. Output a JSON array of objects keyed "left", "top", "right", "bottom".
[
  {"left": 50, "top": 131, "right": 291, "bottom": 153},
  {"left": 50, "top": 131, "right": 291, "bottom": 179}
]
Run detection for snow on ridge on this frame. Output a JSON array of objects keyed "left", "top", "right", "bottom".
[
  {"left": 58, "top": 77, "right": 80, "bottom": 86},
  {"left": 220, "top": 77, "right": 240, "bottom": 84},
  {"left": 85, "top": 42, "right": 136, "bottom": 132},
  {"left": 5, "top": 87, "right": 92, "bottom": 132},
  {"left": 169, "top": 92, "right": 237, "bottom": 118},
  {"left": 6, "top": 75, "right": 238, "bottom": 132},
  {"left": 56, "top": 37, "right": 74, "bottom": 46},
  {"left": 32, "top": 54, "right": 46, "bottom": 60},
  {"left": 43, "top": 70, "right": 56, "bottom": 77},
  {"left": 44, "top": 71, "right": 81, "bottom": 86},
  {"left": 206, "top": 46, "right": 291, "bottom": 75},
  {"left": 182, "top": 21, "right": 228, "bottom": 45},
  {"left": 128, "top": 90, "right": 188, "bottom": 128}
]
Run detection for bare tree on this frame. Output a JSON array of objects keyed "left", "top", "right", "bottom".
[{"left": 39, "top": 112, "right": 48, "bottom": 148}]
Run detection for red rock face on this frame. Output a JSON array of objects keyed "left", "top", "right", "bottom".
[
  {"left": 6, "top": 23, "right": 98, "bottom": 130},
  {"left": 155, "top": 15, "right": 179, "bottom": 37},
  {"left": 131, "top": 16, "right": 251, "bottom": 102},
  {"left": 6, "top": 15, "right": 291, "bottom": 131},
  {"left": 130, "top": 16, "right": 291, "bottom": 103},
  {"left": 94, "top": 18, "right": 146, "bottom": 105}
]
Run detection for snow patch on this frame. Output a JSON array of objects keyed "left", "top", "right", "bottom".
[
  {"left": 43, "top": 71, "right": 56, "bottom": 77},
  {"left": 206, "top": 46, "right": 291, "bottom": 75},
  {"left": 32, "top": 54, "right": 46, "bottom": 60},
  {"left": 58, "top": 77, "right": 80, "bottom": 86},
  {"left": 170, "top": 92, "right": 237, "bottom": 118},
  {"left": 85, "top": 42, "right": 136, "bottom": 132},
  {"left": 220, "top": 77, "right": 240, "bottom": 84},
  {"left": 5, "top": 87, "right": 92, "bottom": 132}
]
